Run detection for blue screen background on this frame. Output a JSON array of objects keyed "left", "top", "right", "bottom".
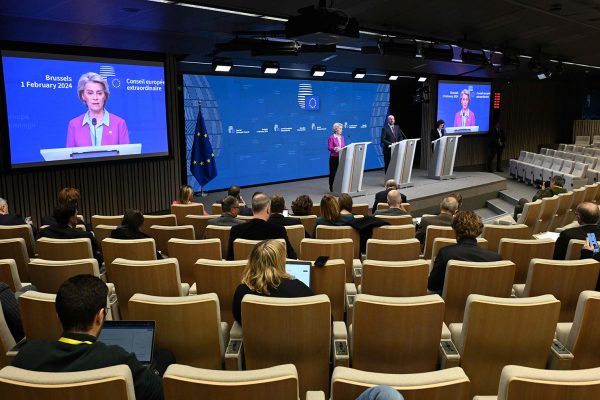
[
  {"left": 2, "top": 53, "right": 169, "bottom": 166},
  {"left": 436, "top": 81, "right": 491, "bottom": 133},
  {"left": 183, "top": 75, "right": 389, "bottom": 191}
]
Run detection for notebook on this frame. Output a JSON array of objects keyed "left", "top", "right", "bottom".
[
  {"left": 97, "top": 321, "right": 155, "bottom": 366},
  {"left": 285, "top": 260, "right": 311, "bottom": 288}
]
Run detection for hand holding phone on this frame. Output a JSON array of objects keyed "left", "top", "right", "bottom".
[{"left": 587, "top": 233, "right": 599, "bottom": 254}]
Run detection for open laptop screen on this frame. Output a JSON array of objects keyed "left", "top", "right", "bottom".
[
  {"left": 285, "top": 260, "right": 311, "bottom": 288},
  {"left": 97, "top": 321, "right": 155, "bottom": 365}
]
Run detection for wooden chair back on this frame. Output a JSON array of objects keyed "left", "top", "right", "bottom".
[
  {"left": 566, "top": 239, "right": 586, "bottom": 260},
  {"left": 148, "top": 225, "right": 195, "bottom": 255},
  {"left": 27, "top": 258, "right": 99, "bottom": 294},
  {"left": 36, "top": 237, "right": 93, "bottom": 261},
  {"left": 372, "top": 224, "right": 415, "bottom": 240},
  {"left": 365, "top": 239, "right": 420, "bottom": 262},
  {"left": 0, "top": 259, "right": 22, "bottom": 293},
  {"left": 498, "top": 238, "right": 555, "bottom": 283},
  {"left": 94, "top": 224, "right": 117, "bottom": 253},
  {"left": 310, "top": 259, "right": 346, "bottom": 321},
  {"left": 140, "top": 214, "right": 176, "bottom": 236},
  {"left": 0, "top": 225, "right": 35, "bottom": 257},
  {"left": 211, "top": 203, "right": 223, "bottom": 215},
  {"left": 374, "top": 215, "right": 413, "bottom": 226},
  {"left": 0, "top": 238, "right": 30, "bottom": 282},
  {"left": 515, "top": 200, "right": 542, "bottom": 235},
  {"left": 294, "top": 215, "right": 317, "bottom": 237},
  {"left": 19, "top": 291, "right": 62, "bottom": 341},
  {"left": 284, "top": 225, "right": 305, "bottom": 256},
  {"left": 361, "top": 260, "right": 428, "bottom": 297},
  {"left": 565, "top": 291, "right": 600, "bottom": 369},
  {"left": 351, "top": 203, "right": 369, "bottom": 216},
  {"left": 315, "top": 225, "right": 360, "bottom": 259},
  {"left": 205, "top": 226, "right": 232, "bottom": 259},
  {"left": 481, "top": 224, "right": 530, "bottom": 252},
  {"left": 431, "top": 238, "right": 488, "bottom": 261},
  {"left": 300, "top": 238, "right": 353, "bottom": 283},
  {"left": 233, "top": 238, "right": 261, "bottom": 261},
  {"left": 91, "top": 215, "right": 123, "bottom": 230},
  {"left": 533, "top": 196, "right": 560, "bottom": 234},
  {"left": 167, "top": 238, "right": 222, "bottom": 284},
  {"left": 170, "top": 203, "right": 205, "bottom": 225},
  {"left": 311, "top": 204, "right": 321, "bottom": 217},
  {"left": 102, "top": 238, "right": 157, "bottom": 272},
  {"left": 184, "top": 215, "right": 218, "bottom": 240},
  {"left": 376, "top": 203, "right": 411, "bottom": 213},
  {"left": 563, "top": 187, "right": 586, "bottom": 226},
  {"left": 583, "top": 183, "right": 600, "bottom": 203},
  {"left": 423, "top": 226, "right": 455, "bottom": 260}
]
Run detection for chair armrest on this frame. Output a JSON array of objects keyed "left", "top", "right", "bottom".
[
  {"left": 345, "top": 282, "right": 356, "bottom": 313},
  {"left": 306, "top": 391, "right": 326, "bottom": 400},
  {"left": 333, "top": 321, "right": 349, "bottom": 368},
  {"left": 224, "top": 321, "right": 244, "bottom": 370},
  {"left": 230, "top": 320, "right": 243, "bottom": 340},
  {"left": 547, "top": 339, "right": 574, "bottom": 370},
  {"left": 512, "top": 283, "right": 525, "bottom": 297},
  {"left": 352, "top": 265, "right": 362, "bottom": 286},
  {"left": 107, "top": 289, "right": 120, "bottom": 321},
  {"left": 473, "top": 397, "right": 498, "bottom": 400},
  {"left": 180, "top": 283, "right": 190, "bottom": 296},
  {"left": 188, "top": 282, "right": 197, "bottom": 295},
  {"left": 345, "top": 292, "right": 356, "bottom": 327},
  {"left": 439, "top": 339, "right": 460, "bottom": 369}
]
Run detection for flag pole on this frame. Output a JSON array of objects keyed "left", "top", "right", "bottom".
[{"left": 197, "top": 100, "right": 209, "bottom": 198}]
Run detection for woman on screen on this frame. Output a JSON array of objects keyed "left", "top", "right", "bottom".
[
  {"left": 453, "top": 89, "right": 476, "bottom": 128},
  {"left": 327, "top": 122, "right": 345, "bottom": 192},
  {"left": 66, "top": 72, "right": 130, "bottom": 147}
]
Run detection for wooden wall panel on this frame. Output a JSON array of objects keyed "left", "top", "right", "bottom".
[{"left": 573, "top": 120, "right": 600, "bottom": 141}]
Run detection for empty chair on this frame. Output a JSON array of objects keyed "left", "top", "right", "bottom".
[
  {"left": 430, "top": 238, "right": 488, "bottom": 261},
  {"left": 562, "top": 162, "right": 588, "bottom": 191},
  {"left": 374, "top": 214, "right": 413, "bottom": 226},
  {"left": 108, "top": 258, "right": 188, "bottom": 319},
  {"left": 514, "top": 258, "right": 600, "bottom": 321},
  {"left": 548, "top": 192, "right": 574, "bottom": 232},
  {"left": 372, "top": 224, "right": 415, "bottom": 240},
  {"left": 331, "top": 366, "right": 470, "bottom": 400},
  {"left": 205, "top": 225, "right": 232, "bottom": 259},
  {"left": 102, "top": 238, "right": 156, "bottom": 272},
  {"left": 575, "top": 135, "right": 590, "bottom": 147},
  {"left": 564, "top": 152, "right": 576, "bottom": 161},
  {"left": 351, "top": 203, "right": 369, "bottom": 216},
  {"left": 583, "top": 156, "right": 599, "bottom": 183},
  {"left": 170, "top": 203, "right": 205, "bottom": 225},
  {"left": 129, "top": 293, "right": 227, "bottom": 369},
  {"left": 93, "top": 224, "right": 117, "bottom": 253},
  {"left": 37, "top": 237, "right": 93, "bottom": 261},
  {"left": 294, "top": 215, "right": 317, "bottom": 238},
  {"left": 310, "top": 259, "right": 347, "bottom": 321},
  {"left": 184, "top": 215, "right": 218, "bottom": 240},
  {"left": 532, "top": 195, "right": 559, "bottom": 234},
  {"left": 163, "top": 363, "right": 302, "bottom": 400},
  {"left": 584, "top": 147, "right": 596, "bottom": 156},
  {"left": 148, "top": 225, "right": 195, "bottom": 255},
  {"left": 284, "top": 225, "right": 305, "bottom": 256},
  {"left": 365, "top": 239, "right": 420, "bottom": 262},
  {"left": 310, "top": 204, "right": 321, "bottom": 216},
  {"left": 540, "top": 157, "right": 564, "bottom": 183},
  {"left": 167, "top": 238, "right": 222, "bottom": 284},
  {"left": 514, "top": 199, "right": 542, "bottom": 235},
  {"left": 27, "top": 258, "right": 100, "bottom": 294},
  {"left": 91, "top": 215, "right": 123, "bottom": 230},
  {"left": 211, "top": 203, "right": 223, "bottom": 215},
  {"left": 0, "top": 259, "right": 22, "bottom": 293},
  {"left": 140, "top": 214, "right": 176, "bottom": 236},
  {"left": 557, "top": 143, "right": 566, "bottom": 151},
  {"left": 481, "top": 224, "right": 530, "bottom": 252},
  {"left": 233, "top": 238, "right": 261, "bottom": 261},
  {"left": 442, "top": 260, "right": 516, "bottom": 324},
  {"left": 315, "top": 225, "right": 360, "bottom": 260},
  {"left": 351, "top": 294, "right": 444, "bottom": 373},
  {"left": 0, "top": 225, "right": 35, "bottom": 258},
  {"left": 423, "top": 226, "right": 455, "bottom": 260},
  {"left": 518, "top": 154, "right": 543, "bottom": 182},
  {"left": 562, "top": 186, "right": 586, "bottom": 226},
  {"left": 0, "top": 364, "right": 136, "bottom": 400},
  {"left": 498, "top": 238, "right": 555, "bottom": 283},
  {"left": 512, "top": 151, "right": 534, "bottom": 181},
  {"left": 19, "top": 290, "right": 62, "bottom": 341},
  {"left": 449, "top": 294, "right": 560, "bottom": 397},
  {"left": 192, "top": 259, "right": 245, "bottom": 325},
  {"left": 0, "top": 238, "right": 30, "bottom": 283},
  {"left": 360, "top": 260, "right": 428, "bottom": 297},
  {"left": 530, "top": 155, "right": 554, "bottom": 184},
  {"left": 509, "top": 151, "right": 527, "bottom": 178},
  {"left": 300, "top": 239, "right": 354, "bottom": 283},
  {"left": 583, "top": 182, "right": 600, "bottom": 202}
]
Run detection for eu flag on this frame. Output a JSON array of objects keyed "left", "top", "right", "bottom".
[{"left": 190, "top": 104, "right": 217, "bottom": 187}]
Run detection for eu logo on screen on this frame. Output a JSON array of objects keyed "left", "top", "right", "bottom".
[{"left": 305, "top": 95, "right": 320, "bottom": 111}]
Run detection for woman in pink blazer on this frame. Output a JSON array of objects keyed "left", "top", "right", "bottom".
[
  {"left": 327, "top": 122, "right": 345, "bottom": 192},
  {"left": 453, "top": 89, "right": 476, "bottom": 128},
  {"left": 66, "top": 72, "right": 129, "bottom": 147}
]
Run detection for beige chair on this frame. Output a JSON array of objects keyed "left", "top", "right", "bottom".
[
  {"left": 0, "top": 259, "right": 22, "bottom": 293},
  {"left": 371, "top": 225, "right": 415, "bottom": 240},
  {"left": 376, "top": 203, "right": 412, "bottom": 213},
  {"left": 532, "top": 195, "right": 560, "bottom": 234},
  {"left": 351, "top": 294, "right": 444, "bottom": 373},
  {"left": 423, "top": 226, "right": 455, "bottom": 260},
  {"left": 311, "top": 204, "right": 321, "bottom": 217},
  {"left": 171, "top": 203, "right": 205, "bottom": 225},
  {"left": 232, "top": 238, "right": 261, "bottom": 261},
  {"left": 0, "top": 364, "right": 135, "bottom": 400},
  {"left": 284, "top": 225, "right": 305, "bottom": 256},
  {"left": 148, "top": 225, "right": 195, "bottom": 255},
  {"left": 365, "top": 239, "right": 420, "bottom": 262},
  {"left": 331, "top": 366, "right": 470, "bottom": 400},
  {"left": 315, "top": 225, "right": 361, "bottom": 259},
  {"left": 514, "top": 258, "right": 599, "bottom": 322},
  {"left": 565, "top": 238, "right": 586, "bottom": 260},
  {"left": 102, "top": 238, "right": 157, "bottom": 273},
  {"left": 108, "top": 258, "right": 188, "bottom": 319},
  {"left": 240, "top": 294, "right": 331, "bottom": 397},
  {"left": 184, "top": 215, "right": 219, "bottom": 240},
  {"left": 192, "top": 259, "right": 246, "bottom": 325},
  {"left": 205, "top": 225, "right": 232, "bottom": 259},
  {"left": 27, "top": 258, "right": 100, "bottom": 294},
  {"left": 563, "top": 187, "right": 586, "bottom": 226},
  {"left": 295, "top": 215, "right": 317, "bottom": 237},
  {"left": 129, "top": 293, "right": 228, "bottom": 369},
  {"left": 481, "top": 224, "right": 530, "bottom": 252},
  {"left": 36, "top": 237, "right": 93, "bottom": 261},
  {"left": 211, "top": 203, "right": 223, "bottom": 215},
  {"left": 442, "top": 260, "right": 516, "bottom": 324},
  {"left": 91, "top": 215, "right": 123, "bottom": 231},
  {"left": 300, "top": 239, "right": 354, "bottom": 283},
  {"left": 140, "top": 214, "right": 177, "bottom": 236},
  {"left": 514, "top": 200, "right": 542, "bottom": 235},
  {"left": 310, "top": 259, "right": 346, "bottom": 321},
  {"left": 94, "top": 224, "right": 117, "bottom": 253},
  {"left": 375, "top": 215, "right": 413, "bottom": 226},
  {"left": 163, "top": 363, "right": 304, "bottom": 400},
  {"left": 548, "top": 192, "right": 574, "bottom": 232},
  {"left": 0, "top": 302, "right": 17, "bottom": 368},
  {"left": 0, "top": 238, "right": 30, "bottom": 283},
  {"left": 431, "top": 238, "right": 489, "bottom": 262},
  {"left": 167, "top": 238, "right": 222, "bottom": 284},
  {"left": 449, "top": 294, "right": 560, "bottom": 397},
  {"left": 0, "top": 225, "right": 35, "bottom": 258},
  {"left": 498, "top": 238, "right": 555, "bottom": 283},
  {"left": 583, "top": 183, "right": 600, "bottom": 202},
  {"left": 19, "top": 290, "right": 62, "bottom": 341},
  {"left": 351, "top": 204, "right": 369, "bottom": 216},
  {"left": 360, "top": 260, "right": 428, "bottom": 297},
  {"left": 477, "top": 364, "right": 600, "bottom": 400}
]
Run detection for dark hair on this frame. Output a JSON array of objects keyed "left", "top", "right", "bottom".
[
  {"left": 227, "top": 186, "right": 241, "bottom": 199},
  {"left": 122, "top": 209, "right": 144, "bottom": 230},
  {"left": 270, "top": 194, "right": 286, "bottom": 214},
  {"left": 320, "top": 194, "right": 341, "bottom": 223},
  {"left": 222, "top": 195, "right": 239, "bottom": 213},
  {"left": 436, "top": 120, "right": 445, "bottom": 128},
  {"left": 452, "top": 211, "right": 483, "bottom": 240},
  {"left": 56, "top": 274, "right": 108, "bottom": 332},
  {"left": 291, "top": 195, "right": 313, "bottom": 216},
  {"left": 577, "top": 202, "right": 599, "bottom": 225},
  {"left": 338, "top": 194, "right": 353, "bottom": 212},
  {"left": 551, "top": 175, "right": 565, "bottom": 187},
  {"left": 54, "top": 203, "right": 78, "bottom": 225}
]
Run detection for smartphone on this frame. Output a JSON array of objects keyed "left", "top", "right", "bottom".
[
  {"left": 314, "top": 255, "right": 329, "bottom": 267},
  {"left": 282, "top": 209, "right": 289, "bottom": 217},
  {"left": 587, "top": 233, "right": 599, "bottom": 254}
]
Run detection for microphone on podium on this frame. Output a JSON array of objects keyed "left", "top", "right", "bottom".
[{"left": 91, "top": 118, "right": 97, "bottom": 146}]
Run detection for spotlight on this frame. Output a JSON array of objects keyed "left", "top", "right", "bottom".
[
  {"left": 352, "top": 68, "right": 366, "bottom": 79},
  {"left": 311, "top": 65, "right": 326, "bottom": 77},
  {"left": 261, "top": 61, "right": 280, "bottom": 74},
  {"left": 387, "top": 74, "right": 399, "bottom": 81},
  {"left": 417, "top": 76, "right": 427, "bottom": 83},
  {"left": 211, "top": 58, "right": 232, "bottom": 72}
]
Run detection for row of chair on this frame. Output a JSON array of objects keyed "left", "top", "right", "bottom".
[{"left": 510, "top": 150, "right": 589, "bottom": 190}]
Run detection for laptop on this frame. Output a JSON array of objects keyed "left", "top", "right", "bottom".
[
  {"left": 97, "top": 321, "right": 155, "bottom": 366},
  {"left": 285, "top": 260, "right": 311, "bottom": 288}
]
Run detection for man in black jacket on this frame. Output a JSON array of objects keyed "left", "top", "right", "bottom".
[
  {"left": 12, "top": 275, "right": 166, "bottom": 400},
  {"left": 372, "top": 180, "right": 407, "bottom": 214},
  {"left": 554, "top": 201, "right": 600, "bottom": 260}
]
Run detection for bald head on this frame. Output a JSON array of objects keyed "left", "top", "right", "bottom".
[
  {"left": 385, "top": 179, "right": 398, "bottom": 190},
  {"left": 440, "top": 196, "right": 459, "bottom": 215},
  {"left": 576, "top": 201, "right": 599, "bottom": 225},
  {"left": 387, "top": 190, "right": 403, "bottom": 207}
]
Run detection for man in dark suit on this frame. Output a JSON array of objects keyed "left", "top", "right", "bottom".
[
  {"left": 428, "top": 211, "right": 501, "bottom": 294},
  {"left": 374, "top": 190, "right": 409, "bottom": 216},
  {"left": 553, "top": 201, "right": 600, "bottom": 260},
  {"left": 227, "top": 193, "right": 297, "bottom": 260},
  {"left": 372, "top": 179, "right": 407, "bottom": 214},
  {"left": 0, "top": 197, "right": 37, "bottom": 236},
  {"left": 487, "top": 121, "right": 506, "bottom": 172},
  {"left": 208, "top": 196, "right": 244, "bottom": 226},
  {"left": 381, "top": 115, "right": 406, "bottom": 173},
  {"left": 416, "top": 196, "right": 459, "bottom": 244}
]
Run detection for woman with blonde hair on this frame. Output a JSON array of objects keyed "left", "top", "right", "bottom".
[
  {"left": 232, "top": 239, "right": 312, "bottom": 324},
  {"left": 173, "top": 185, "right": 194, "bottom": 204}
]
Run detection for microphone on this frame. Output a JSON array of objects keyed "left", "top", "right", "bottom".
[{"left": 91, "top": 118, "right": 97, "bottom": 146}]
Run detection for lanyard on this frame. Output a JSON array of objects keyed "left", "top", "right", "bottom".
[{"left": 59, "top": 337, "right": 93, "bottom": 345}]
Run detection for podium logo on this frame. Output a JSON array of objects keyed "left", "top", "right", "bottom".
[
  {"left": 297, "top": 83, "right": 313, "bottom": 109},
  {"left": 99, "top": 65, "right": 121, "bottom": 89}
]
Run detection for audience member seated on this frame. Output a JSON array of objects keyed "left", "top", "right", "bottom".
[
  {"left": 416, "top": 196, "right": 459, "bottom": 244},
  {"left": 513, "top": 175, "right": 566, "bottom": 220},
  {"left": 223, "top": 185, "right": 252, "bottom": 216},
  {"left": 227, "top": 193, "right": 297, "bottom": 260},
  {"left": 12, "top": 274, "right": 172, "bottom": 400},
  {"left": 314, "top": 194, "right": 354, "bottom": 236},
  {"left": 554, "top": 201, "right": 600, "bottom": 260},
  {"left": 268, "top": 194, "right": 304, "bottom": 227},
  {"left": 41, "top": 187, "right": 88, "bottom": 230},
  {"left": 208, "top": 196, "right": 243, "bottom": 226},
  {"left": 580, "top": 238, "right": 600, "bottom": 291},
  {"left": 373, "top": 190, "right": 408, "bottom": 216},
  {"left": 0, "top": 282, "right": 25, "bottom": 342},
  {"left": 39, "top": 203, "right": 103, "bottom": 266},
  {"left": 290, "top": 194, "right": 314, "bottom": 216},
  {"left": 173, "top": 184, "right": 194, "bottom": 204},
  {"left": 0, "top": 197, "right": 37, "bottom": 236},
  {"left": 232, "top": 240, "right": 312, "bottom": 325},
  {"left": 111, "top": 209, "right": 162, "bottom": 259},
  {"left": 372, "top": 179, "right": 407, "bottom": 213},
  {"left": 339, "top": 193, "right": 354, "bottom": 216},
  {"left": 428, "top": 210, "right": 502, "bottom": 294}
]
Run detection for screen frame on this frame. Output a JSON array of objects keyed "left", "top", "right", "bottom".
[{"left": 0, "top": 43, "right": 174, "bottom": 171}]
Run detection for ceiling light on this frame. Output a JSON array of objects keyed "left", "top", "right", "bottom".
[
  {"left": 387, "top": 74, "right": 399, "bottom": 81},
  {"left": 212, "top": 58, "right": 232, "bottom": 72},
  {"left": 311, "top": 65, "right": 326, "bottom": 77},
  {"left": 352, "top": 68, "right": 366, "bottom": 79},
  {"left": 417, "top": 76, "right": 427, "bottom": 82},
  {"left": 261, "top": 61, "right": 280, "bottom": 74}
]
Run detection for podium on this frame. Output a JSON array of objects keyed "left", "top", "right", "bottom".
[
  {"left": 429, "top": 135, "right": 461, "bottom": 180},
  {"left": 333, "top": 142, "right": 370, "bottom": 195},
  {"left": 40, "top": 144, "right": 142, "bottom": 161},
  {"left": 385, "top": 139, "right": 420, "bottom": 188}
]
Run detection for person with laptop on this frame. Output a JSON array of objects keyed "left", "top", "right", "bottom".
[
  {"left": 232, "top": 240, "right": 312, "bottom": 325},
  {"left": 12, "top": 275, "right": 170, "bottom": 400}
]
